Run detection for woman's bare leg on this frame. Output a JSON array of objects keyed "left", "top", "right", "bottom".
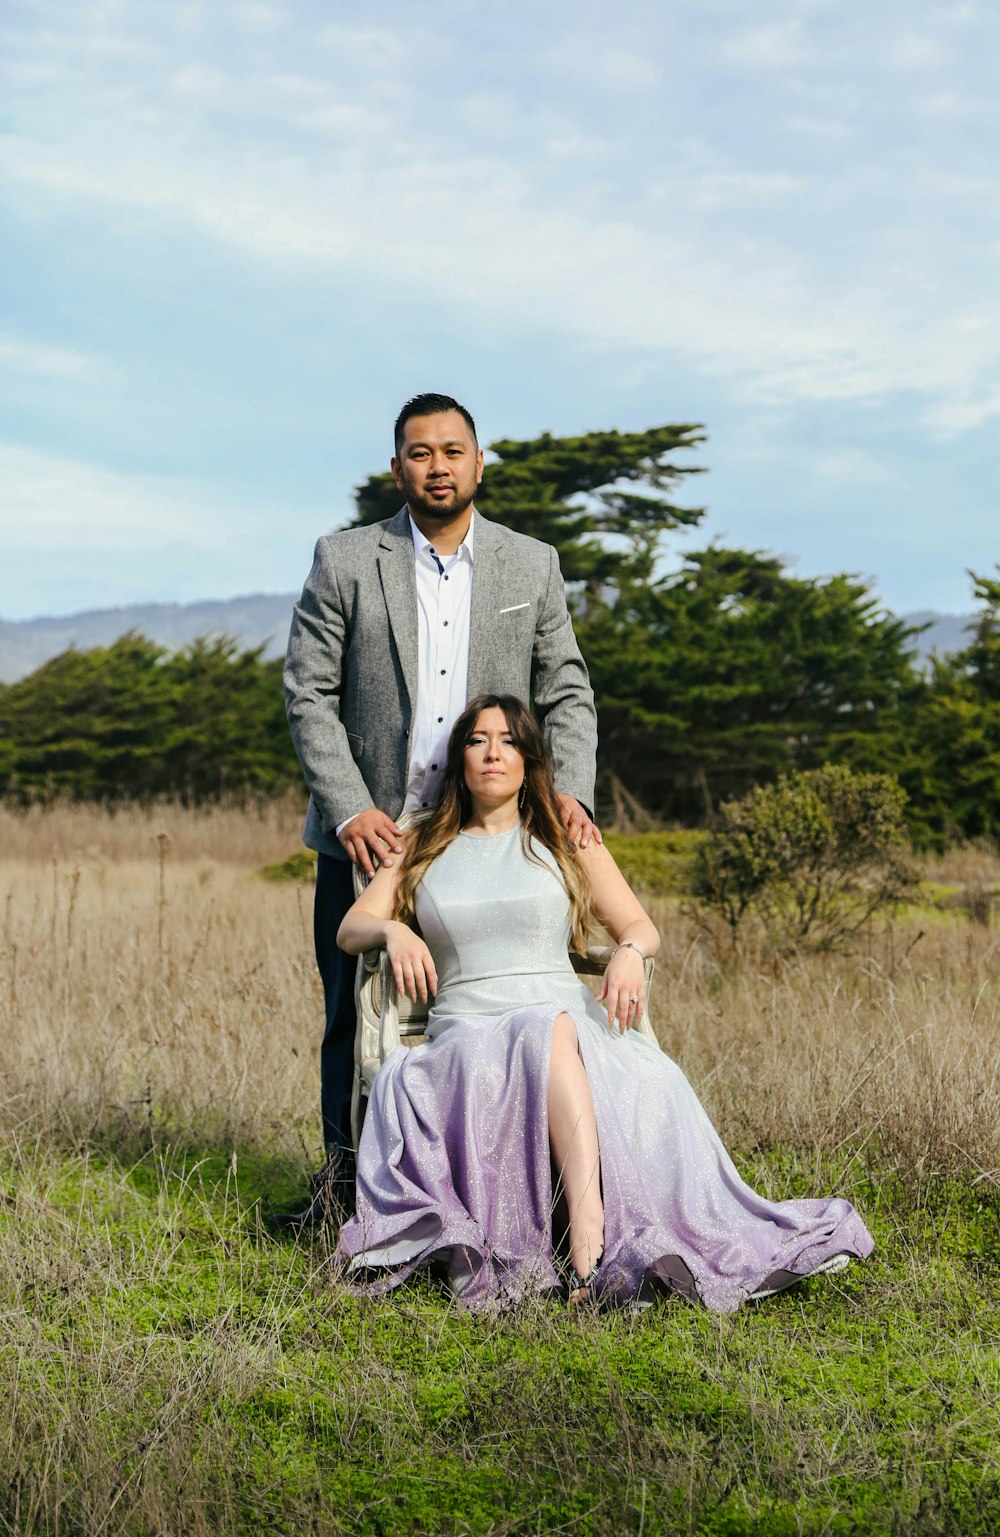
[{"left": 548, "top": 1012, "right": 604, "bottom": 1294}]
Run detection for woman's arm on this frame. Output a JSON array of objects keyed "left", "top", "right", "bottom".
[
  {"left": 336, "top": 856, "right": 438, "bottom": 1004},
  {"left": 578, "top": 840, "right": 660, "bottom": 1034}
]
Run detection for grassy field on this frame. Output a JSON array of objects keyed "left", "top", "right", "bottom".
[{"left": 1, "top": 802, "right": 999, "bottom": 1535}]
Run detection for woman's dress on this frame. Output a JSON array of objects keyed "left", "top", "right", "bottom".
[{"left": 335, "top": 827, "right": 873, "bottom": 1311}]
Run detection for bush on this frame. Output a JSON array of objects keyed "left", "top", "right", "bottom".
[
  {"left": 692, "top": 763, "right": 917, "bottom": 953},
  {"left": 258, "top": 850, "right": 317, "bottom": 883}
]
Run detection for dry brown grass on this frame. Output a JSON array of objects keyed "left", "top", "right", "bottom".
[
  {"left": 3, "top": 806, "right": 1000, "bottom": 1534},
  {"left": 1, "top": 804, "right": 997, "bottom": 1195},
  {"left": 0, "top": 853, "right": 320, "bottom": 1167},
  {"left": 922, "top": 837, "right": 1000, "bottom": 887},
  {"left": 0, "top": 796, "right": 307, "bottom": 867}
]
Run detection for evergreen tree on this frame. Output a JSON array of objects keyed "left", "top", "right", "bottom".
[
  {"left": 352, "top": 424, "right": 707, "bottom": 595},
  {"left": 914, "top": 569, "right": 1000, "bottom": 843},
  {"left": 0, "top": 634, "right": 299, "bottom": 803},
  {"left": 351, "top": 419, "right": 924, "bottom": 827},
  {"left": 579, "top": 547, "right": 924, "bottom": 823}
]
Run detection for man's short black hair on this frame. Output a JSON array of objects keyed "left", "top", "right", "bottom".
[{"left": 394, "top": 393, "right": 478, "bottom": 454}]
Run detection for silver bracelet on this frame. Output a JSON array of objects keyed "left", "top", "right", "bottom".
[{"left": 611, "top": 941, "right": 647, "bottom": 962}]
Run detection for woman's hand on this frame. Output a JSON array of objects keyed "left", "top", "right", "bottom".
[
  {"left": 385, "top": 921, "right": 438, "bottom": 1004},
  {"left": 597, "top": 946, "right": 645, "bottom": 1035}
]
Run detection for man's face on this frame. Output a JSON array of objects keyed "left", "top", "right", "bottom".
[{"left": 391, "top": 410, "right": 484, "bottom": 522}]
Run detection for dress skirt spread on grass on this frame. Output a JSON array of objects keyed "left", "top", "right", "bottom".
[{"left": 335, "top": 828, "right": 874, "bottom": 1311}]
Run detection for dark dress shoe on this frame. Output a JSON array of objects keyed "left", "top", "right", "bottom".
[{"left": 265, "top": 1148, "right": 357, "bottom": 1235}]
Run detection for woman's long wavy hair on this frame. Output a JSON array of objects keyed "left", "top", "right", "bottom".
[{"left": 394, "top": 694, "right": 592, "bottom": 953}]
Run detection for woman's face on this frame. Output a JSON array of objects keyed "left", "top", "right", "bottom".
[{"left": 463, "top": 707, "right": 526, "bottom": 807}]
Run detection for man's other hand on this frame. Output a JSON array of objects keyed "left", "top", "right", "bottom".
[
  {"left": 338, "top": 809, "right": 405, "bottom": 877},
  {"left": 555, "top": 794, "right": 602, "bottom": 849}
]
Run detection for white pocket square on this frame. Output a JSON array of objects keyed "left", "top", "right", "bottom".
[{"left": 498, "top": 603, "right": 530, "bottom": 614}]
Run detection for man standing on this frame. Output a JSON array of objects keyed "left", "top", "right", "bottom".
[{"left": 275, "top": 393, "right": 598, "bottom": 1228}]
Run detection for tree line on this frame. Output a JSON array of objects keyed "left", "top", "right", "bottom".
[{"left": 1, "top": 424, "right": 997, "bottom": 846}]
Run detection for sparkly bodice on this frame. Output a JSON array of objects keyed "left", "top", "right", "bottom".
[{"left": 415, "top": 826, "right": 583, "bottom": 1030}]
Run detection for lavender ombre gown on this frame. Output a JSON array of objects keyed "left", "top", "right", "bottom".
[{"left": 336, "top": 827, "right": 873, "bottom": 1310}]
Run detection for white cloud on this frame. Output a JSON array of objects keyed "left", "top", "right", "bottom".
[
  {"left": 0, "top": 333, "right": 108, "bottom": 380},
  {"left": 171, "top": 64, "right": 228, "bottom": 98},
  {"left": 725, "top": 20, "right": 812, "bottom": 69},
  {"left": 891, "top": 33, "right": 944, "bottom": 70},
  {"left": 0, "top": 443, "right": 263, "bottom": 550},
  {"left": 544, "top": 132, "right": 613, "bottom": 160},
  {"left": 590, "top": 50, "right": 659, "bottom": 88},
  {"left": 317, "top": 23, "right": 403, "bottom": 68},
  {"left": 235, "top": 3, "right": 286, "bottom": 31},
  {"left": 781, "top": 113, "right": 855, "bottom": 141},
  {"left": 692, "top": 172, "right": 811, "bottom": 210},
  {"left": 2, "top": 0, "right": 1000, "bottom": 446},
  {"left": 921, "top": 389, "right": 1000, "bottom": 436},
  {"left": 810, "top": 449, "right": 898, "bottom": 486},
  {"left": 2, "top": 105, "right": 997, "bottom": 429}
]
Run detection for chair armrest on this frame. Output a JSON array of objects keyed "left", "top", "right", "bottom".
[
  {"left": 571, "top": 945, "right": 615, "bottom": 975},
  {"left": 571, "top": 946, "right": 658, "bottom": 1045},
  {"left": 377, "top": 952, "right": 403, "bottom": 1060}
]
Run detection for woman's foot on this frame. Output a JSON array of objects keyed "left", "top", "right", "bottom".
[{"left": 568, "top": 1248, "right": 604, "bottom": 1305}]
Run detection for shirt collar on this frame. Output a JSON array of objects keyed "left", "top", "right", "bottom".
[{"left": 408, "top": 510, "right": 475, "bottom": 566}]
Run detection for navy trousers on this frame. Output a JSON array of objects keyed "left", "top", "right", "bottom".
[{"left": 314, "top": 853, "right": 359, "bottom": 1155}]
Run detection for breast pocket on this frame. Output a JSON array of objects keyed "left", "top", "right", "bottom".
[{"left": 497, "top": 601, "right": 534, "bottom": 624}]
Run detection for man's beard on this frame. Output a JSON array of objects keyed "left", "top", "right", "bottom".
[{"left": 402, "top": 478, "right": 477, "bottom": 522}]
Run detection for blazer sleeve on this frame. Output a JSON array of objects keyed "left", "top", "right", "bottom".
[
  {"left": 531, "top": 544, "right": 598, "bottom": 810},
  {"left": 283, "top": 539, "right": 376, "bottom": 834}
]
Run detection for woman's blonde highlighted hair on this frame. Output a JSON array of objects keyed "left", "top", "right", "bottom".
[{"left": 394, "top": 694, "right": 592, "bottom": 952}]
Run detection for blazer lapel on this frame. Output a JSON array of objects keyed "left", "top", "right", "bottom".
[
  {"left": 467, "top": 511, "right": 505, "bottom": 699},
  {"left": 377, "top": 509, "right": 419, "bottom": 716}
]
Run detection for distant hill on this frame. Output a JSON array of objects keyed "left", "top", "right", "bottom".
[
  {"left": 0, "top": 594, "right": 297, "bottom": 683},
  {"left": 902, "top": 610, "right": 975, "bottom": 661},
  {"left": 0, "top": 594, "right": 978, "bottom": 684}
]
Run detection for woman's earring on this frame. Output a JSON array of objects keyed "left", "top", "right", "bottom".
[{"left": 518, "top": 783, "right": 526, "bottom": 810}]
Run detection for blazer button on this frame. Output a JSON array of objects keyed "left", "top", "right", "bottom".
[{"left": 404, "top": 728, "right": 410, "bottom": 737}]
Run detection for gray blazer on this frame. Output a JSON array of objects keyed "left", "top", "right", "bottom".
[{"left": 284, "top": 507, "right": 598, "bottom": 858}]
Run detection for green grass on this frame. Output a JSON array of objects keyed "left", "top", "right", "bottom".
[
  {"left": 257, "top": 834, "right": 709, "bottom": 894},
  {"left": 600, "top": 830, "right": 707, "bottom": 897},
  {"left": 258, "top": 849, "right": 318, "bottom": 883},
  {"left": 3, "top": 1134, "right": 1000, "bottom": 1535}
]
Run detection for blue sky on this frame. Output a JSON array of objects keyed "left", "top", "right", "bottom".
[{"left": 2, "top": 0, "right": 998, "bottom": 620}]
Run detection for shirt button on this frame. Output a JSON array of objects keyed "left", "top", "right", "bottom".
[
  {"left": 440, "top": 669, "right": 446, "bottom": 675},
  {"left": 444, "top": 575, "right": 449, "bottom": 581},
  {"left": 422, "top": 802, "right": 429, "bottom": 808},
  {"left": 437, "top": 716, "right": 443, "bottom": 723},
  {"left": 431, "top": 763, "right": 438, "bottom": 770},
  {"left": 443, "top": 620, "right": 448, "bottom": 626}
]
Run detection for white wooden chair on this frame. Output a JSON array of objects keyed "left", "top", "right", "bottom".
[{"left": 349, "top": 852, "right": 657, "bottom": 1150}]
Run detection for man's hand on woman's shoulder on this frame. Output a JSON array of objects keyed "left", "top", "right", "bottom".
[
  {"left": 556, "top": 793, "right": 602, "bottom": 849},
  {"left": 338, "top": 807, "right": 405, "bottom": 877}
]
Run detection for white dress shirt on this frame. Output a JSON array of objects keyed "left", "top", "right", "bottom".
[
  {"left": 403, "top": 513, "right": 474, "bottom": 811},
  {"left": 337, "top": 511, "right": 474, "bottom": 835}
]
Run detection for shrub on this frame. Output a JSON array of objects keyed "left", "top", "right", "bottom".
[
  {"left": 692, "top": 763, "right": 918, "bottom": 952},
  {"left": 258, "top": 850, "right": 317, "bottom": 883}
]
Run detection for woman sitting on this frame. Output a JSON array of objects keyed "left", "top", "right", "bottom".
[{"left": 335, "top": 694, "right": 873, "bottom": 1309}]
